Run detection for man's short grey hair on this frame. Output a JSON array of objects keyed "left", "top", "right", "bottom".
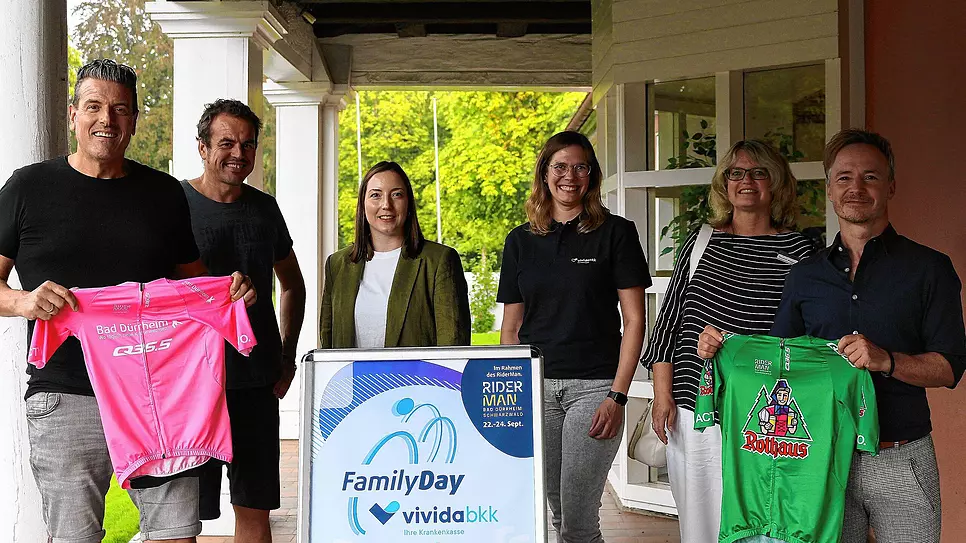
[{"left": 71, "top": 59, "right": 139, "bottom": 112}]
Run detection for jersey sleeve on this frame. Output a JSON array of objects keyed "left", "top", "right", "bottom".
[
  {"left": 178, "top": 276, "right": 258, "bottom": 356},
  {"left": 854, "top": 370, "right": 880, "bottom": 455},
  {"left": 27, "top": 311, "right": 75, "bottom": 368},
  {"left": 694, "top": 358, "right": 719, "bottom": 430}
]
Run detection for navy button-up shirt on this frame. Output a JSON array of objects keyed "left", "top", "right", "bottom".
[{"left": 771, "top": 224, "right": 966, "bottom": 442}]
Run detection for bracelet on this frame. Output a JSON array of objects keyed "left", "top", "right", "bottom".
[{"left": 883, "top": 351, "right": 896, "bottom": 378}]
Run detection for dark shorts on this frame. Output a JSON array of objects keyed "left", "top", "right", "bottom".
[{"left": 199, "top": 385, "right": 281, "bottom": 518}]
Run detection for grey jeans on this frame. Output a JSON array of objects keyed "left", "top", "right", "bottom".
[
  {"left": 544, "top": 378, "right": 623, "bottom": 543},
  {"left": 842, "top": 434, "right": 941, "bottom": 543},
  {"left": 26, "top": 392, "right": 201, "bottom": 543}
]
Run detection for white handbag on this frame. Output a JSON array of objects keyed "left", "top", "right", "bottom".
[
  {"left": 628, "top": 224, "right": 714, "bottom": 468},
  {"left": 628, "top": 399, "right": 667, "bottom": 467}
]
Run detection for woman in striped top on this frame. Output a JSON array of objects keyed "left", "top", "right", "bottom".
[{"left": 640, "top": 140, "right": 815, "bottom": 543}]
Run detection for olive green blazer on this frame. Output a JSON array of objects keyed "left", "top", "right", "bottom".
[{"left": 319, "top": 241, "right": 471, "bottom": 348}]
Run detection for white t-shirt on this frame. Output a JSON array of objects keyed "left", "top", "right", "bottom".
[{"left": 353, "top": 247, "right": 402, "bottom": 348}]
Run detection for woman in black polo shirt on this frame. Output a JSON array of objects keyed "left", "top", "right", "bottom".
[{"left": 498, "top": 131, "right": 651, "bottom": 543}]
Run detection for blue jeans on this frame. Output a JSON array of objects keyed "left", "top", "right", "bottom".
[
  {"left": 544, "top": 378, "right": 623, "bottom": 543},
  {"left": 26, "top": 392, "right": 201, "bottom": 542}
]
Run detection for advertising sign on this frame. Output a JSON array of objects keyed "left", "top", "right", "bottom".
[{"left": 298, "top": 346, "right": 546, "bottom": 543}]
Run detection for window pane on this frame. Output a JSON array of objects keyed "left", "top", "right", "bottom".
[
  {"left": 797, "top": 178, "right": 826, "bottom": 246},
  {"left": 648, "top": 78, "right": 716, "bottom": 171},
  {"left": 652, "top": 185, "right": 711, "bottom": 274},
  {"left": 744, "top": 65, "right": 825, "bottom": 162}
]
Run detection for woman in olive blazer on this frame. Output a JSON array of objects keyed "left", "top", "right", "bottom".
[{"left": 319, "top": 161, "right": 471, "bottom": 348}]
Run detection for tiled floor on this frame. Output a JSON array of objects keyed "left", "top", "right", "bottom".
[{"left": 198, "top": 440, "right": 680, "bottom": 543}]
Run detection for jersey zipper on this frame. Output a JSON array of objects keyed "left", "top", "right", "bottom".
[
  {"left": 769, "top": 338, "right": 786, "bottom": 532},
  {"left": 137, "top": 282, "right": 167, "bottom": 459}
]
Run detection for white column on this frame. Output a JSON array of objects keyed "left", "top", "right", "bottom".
[
  {"left": 321, "top": 94, "right": 346, "bottom": 262},
  {"left": 0, "top": 1, "right": 67, "bottom": 540},
  {"left": 263, "top": 81, "right": 335, "bottom": 441},
  {"left": 147, "top": 1, "right": 288, "bottom": 186}
]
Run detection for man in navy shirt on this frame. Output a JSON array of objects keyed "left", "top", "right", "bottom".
[{"left": 770, "top": 129, "right": 966, "bottom": 542}]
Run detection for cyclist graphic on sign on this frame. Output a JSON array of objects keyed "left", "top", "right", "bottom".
[{"left": 757, "top": 379, "right": 798, "bottom": 437}]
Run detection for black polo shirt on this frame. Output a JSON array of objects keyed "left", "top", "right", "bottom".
[
  {"left": 771, "top": 224, "right": 966, "bottom": 442},
  {"left": 497, "top": 213, "right": 652, "bottom": 379}
]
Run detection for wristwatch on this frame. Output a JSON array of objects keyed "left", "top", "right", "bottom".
[{"left": 607, "top": 390, "right": 628, "bottom": 406}]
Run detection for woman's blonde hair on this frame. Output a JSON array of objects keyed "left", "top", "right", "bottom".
[
  {"left": 525, "top": 131, "right": 608, "bottom": 235},
  {"left": 708, "top": 140, "right": 798, "bottom": 230}
]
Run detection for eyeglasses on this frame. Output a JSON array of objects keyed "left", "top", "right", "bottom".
[
  {"left": 726, "top": 167, "right": 769, "bottom": 181},
  {"left": 549, "top": 163, "right": 591, "bottom": 178}
]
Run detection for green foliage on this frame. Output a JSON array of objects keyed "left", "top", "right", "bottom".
[
  {"left": 68, "top": 45, "right": 82, "bottom": 90},
  {"left": 73, "top": 0, "right": 174, "bottom": 173},
  {"left": 472, "top": 331, "right": 501, "bottom": 346},
  {"left": 262, "top": 104, "right": 277, "bottom": 195},
  {"left": 103, "top": 476, "right": 139, "bottom": 543},
  {"left": 67, "top": 45, "right": 83, "bottom": 151},
  {"left": 666, "top": 119, "right": 717, "bottom": 170},
  {"left": 337, "top": 90, "right": 585, "bottom": 267},
  {"left": 469, "top": 249, "right": 497, "bottom": 333}
]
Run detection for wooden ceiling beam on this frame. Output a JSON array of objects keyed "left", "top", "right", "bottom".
[
  {"left": 496, "top": 22, "right": 528, "bottom": 37},
  {"left": 395, "top": 23, "right": 428, "bottom": 37},
  {"left": 302, "top": 2, "right": 588, "bottom": 25}
]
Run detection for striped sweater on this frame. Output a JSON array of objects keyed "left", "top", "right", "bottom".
[{"left": 641, "top": 228, "right": 815, "bottom": 412}]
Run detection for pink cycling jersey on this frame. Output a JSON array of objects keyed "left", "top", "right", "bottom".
[{"left": 28, "top": 276, "right": 256, "bottom": 489}]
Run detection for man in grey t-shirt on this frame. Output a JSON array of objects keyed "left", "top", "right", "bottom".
[{"left": 182, "top": 99, "right": 306, "bottom": 542}]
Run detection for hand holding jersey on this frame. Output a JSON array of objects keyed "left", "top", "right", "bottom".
[
  {"left": 837, "top": 333, "right": 892, "bottom": 373},
  {"left": 12, "top": 278, "right": 79, "bottom": 320},
  {"left": 698, "top": 324, "right": 727, "bottom": 360},
  {"left": 700, "top": 326, "right": 894, "bottom": 376},
  {"left": 228, "top": 270, "right": 257, "bottom": 307}
]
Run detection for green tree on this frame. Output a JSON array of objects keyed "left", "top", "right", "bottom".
[
  {"left": 261, "top": 104, "right": 276, "bottom": 195},
  {"left": 337, "top": 90, "right": 584, "bottom": 267},
  {"left": 67, "top": 44, "right": 83, "bottom": 150},
  {"left": 469, "top": 248, "right": 497, "bottom": 333},
  {"left": 68, "top": 44, "right": 82, "bottom": 89},
  {"left": 73, "top": 0, "right": 173, "bottom": 173},
  {"left": 337, "top": 91, "right": 438, "bottom": 249},
  {"left": 435, "top": 91, "right": 584, "bottom": 265}
]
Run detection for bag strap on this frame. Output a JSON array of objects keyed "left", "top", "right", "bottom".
[{"left": 688, "top": 223, "right": 713, "bottom": 281}]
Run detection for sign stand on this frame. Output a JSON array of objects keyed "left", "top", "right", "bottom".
[{"left": 298, "top": 345, "right": 546, "bottom": 543}]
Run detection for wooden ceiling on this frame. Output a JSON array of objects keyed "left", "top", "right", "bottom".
[{"left": 294, "top": 0, "right": 591, "bottom": 38}]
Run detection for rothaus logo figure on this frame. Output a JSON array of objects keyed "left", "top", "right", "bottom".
[{"left": 758, "top": 379, "right": 798, "bottom": 437}]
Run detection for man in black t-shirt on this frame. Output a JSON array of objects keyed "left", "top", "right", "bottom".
[
  {"left": 0, "top": 60, "right": 254, "bottom": 543},
  {"left": 183, "top": 99, "right": 306, "bottom": 542}
]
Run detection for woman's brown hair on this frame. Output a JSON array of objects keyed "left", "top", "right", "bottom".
[
  {"left": 525, "top": 131, "right": 608, "bottom": 235},
  {"left": 349, "top": 161, "right": 425, "bottom": 263},
  {"left": 708, "top": 140, "right": 798, "bottom": 230}
]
